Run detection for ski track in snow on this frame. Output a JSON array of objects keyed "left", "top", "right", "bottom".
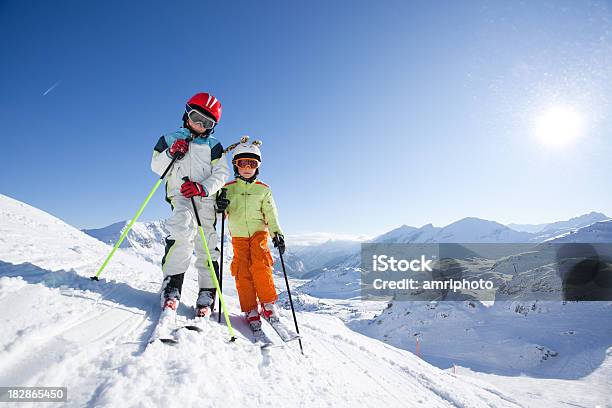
[{"left": 0, "top": 270, "right": 154, "bottom": 388}]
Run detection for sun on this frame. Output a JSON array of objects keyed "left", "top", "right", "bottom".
[{"left": 534, "top": 106, "right": 584, "bottom": 148}]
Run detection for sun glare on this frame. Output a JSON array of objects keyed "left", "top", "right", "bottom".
[{"left": 535, "top": 106, "right": 584, "bottom": 148}]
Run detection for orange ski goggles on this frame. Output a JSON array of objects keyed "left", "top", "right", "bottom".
[{"left": 234, "top": 158, "right": 260, "bottom": 169}]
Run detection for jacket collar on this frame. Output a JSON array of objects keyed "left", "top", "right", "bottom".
[{"left": 236, "top": 176, "right": 257, "bottom": 185}]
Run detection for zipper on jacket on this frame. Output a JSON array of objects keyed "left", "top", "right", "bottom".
[
  {"left": 244, "top": 183, "right": 250, "bottom": 236},
  {"left": 188, "top": 139, "right": 192, "bottom": 181}
]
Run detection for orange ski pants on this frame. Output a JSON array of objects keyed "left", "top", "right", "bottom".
[{"left": 231, "top": 230, "right": 278, "bottom": 312}]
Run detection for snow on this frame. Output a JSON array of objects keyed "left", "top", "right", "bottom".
[
  {"left": 297, "top": 267, "right": 362, "bottom": 299},
  {"left": 544, "top": 219, "right": 612, "bottom": 243},
  {"left": 454, "top": 358, "right": 612, "bottom": 408},
  {"left": 373, "top": 214, "right": 612, "bottom": 245},
  {"left": 285, "top": 232, "right": 371, "bottom": 247},
  {"left": 83, "top": 220, "right": 170, "bottom": 265},
  {"left": 352, "top": 300, "right": 612, "bottom": 379},
  {"left": 88, "top": 314, "right": 525, "bottom": 408},
  {"left": 373, "top": 218, "right": 533, "bottom": 244},
  {"left": 0, "top": 193, "right": 536, "bottom": 407},
  {"left": 508, "top": 211, "right": 609, "bottom": 235}
]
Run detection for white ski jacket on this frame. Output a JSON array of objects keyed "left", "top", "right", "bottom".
[{"left": 151, "top": 128, "right": 230, "bottom": 203}]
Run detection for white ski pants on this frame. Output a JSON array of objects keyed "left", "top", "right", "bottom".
[{"left": 162, "top": 196, "right": 219, "bottom": 289}]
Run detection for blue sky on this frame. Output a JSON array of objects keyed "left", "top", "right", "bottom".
[{"left": 1, "top": 0, "right": 612, "bottom": 236}]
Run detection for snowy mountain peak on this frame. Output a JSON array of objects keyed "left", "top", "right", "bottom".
[
  {"left": 83, "top": 221, "right": 130, "bottom": 246},
  {"left": 373, "top": 217, "right": 531, "bottom": 244},
  {"left": 374, "top": 224, "right": 421, "bottom": 243},
  {"left": 83, "top": 220, "right": 169, "bottom": 264},
  {"left": 436, "top": 217, "right": 531, "bottom": 243},
  {"left": 508, "top": 211, "right": 610, "bottom": 234},
  {"left": 445, "top": 216, "right": 505, "bottom": 229},
  {"left": 546, "top": 219, "right": 612, "bottom": 243},
  {"left": 541, "top": 211, "right": 610, "bottom": 232}
]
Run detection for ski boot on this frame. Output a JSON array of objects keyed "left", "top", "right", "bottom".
[
  {"left": 195, "top": 288, "right": 216, "bottom": 318},
  {"left": 260, "top": 301, "right": 280, "bottom": 323},
  {"left": 161, "top": 273, "right": 184, "bottom": 311},
  {"left": 246, "top": 308, "right": 262, "bottom": 331}
]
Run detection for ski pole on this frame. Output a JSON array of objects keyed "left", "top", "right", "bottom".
[
  {"left": 217, "top": 188, "right": 228, "bottom": 323},
  {"left": 90, "top": 140, "right": 190, "bottom": 281},
  {"left": 278, "top": 246, "right": 304, "bottom": 354},
  {"left": 183, "top": 177, "right": 236, "bottom": 342}
]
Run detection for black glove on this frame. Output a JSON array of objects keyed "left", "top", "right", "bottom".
[
  {"left": 215, "top": 188, "right": 230, "bottom": 213},
  {"left": 272, "top": 233, "right": 285, "bottom": 255}
]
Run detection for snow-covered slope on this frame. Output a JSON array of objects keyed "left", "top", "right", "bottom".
[
  {"left": 506, "top": 222, "right": 549, "bottom": 234},
  {"left": 352, "top": 300, "right": 611, "bottom": 380},
  {"left": 0, "top": 196, "right": 160, "bottom": 279},
  {"left": 541, "top": 211, "right": 609, "bottom": 233},
  {"left": 0, "top": 193, "right": 522, "bottom": 407},
  {"left": 290, "top": 238, "right": 363, "bottom": 275},
  {"left": 507, "top": 212, "right": 609, "bottom": 234},
  {"left": 545, "top": 219, "right": 612, "bottom": 244},
  {"left": 297, "top": 266, "right": 362, "bottom": 299},
  {"left": 523, "top": 212, "right": 610, "bottom": 241}
]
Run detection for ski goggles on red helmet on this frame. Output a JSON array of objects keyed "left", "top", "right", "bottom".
[
  {"left": 234, "top": 158, "right": 260, "bottom": 169},
  {"left": 186, "top": 108, "right": 216, "bottom": 129}
]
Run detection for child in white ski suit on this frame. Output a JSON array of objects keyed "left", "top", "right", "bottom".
[{"left": 151, "top": 92, "right": 230, "bottom": 316}]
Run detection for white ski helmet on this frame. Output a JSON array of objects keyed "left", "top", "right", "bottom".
[{"left": 229, "top": 136, "right": 262, "bottom": 162}]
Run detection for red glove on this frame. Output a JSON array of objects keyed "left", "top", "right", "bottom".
[
  {"left": 169, "top": 139, "right": 189, "bottom": 158},
  {"left": 181, "top": 181, "right": 208, "bottom": 198}
]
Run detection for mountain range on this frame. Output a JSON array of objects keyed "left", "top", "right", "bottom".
[{"left": 82, "top": 212, "right": 612, "bottom": 278}]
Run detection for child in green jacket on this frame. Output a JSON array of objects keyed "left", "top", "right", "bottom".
[{"left": 219, "top": 137, "right": 285, "bottom": 332}]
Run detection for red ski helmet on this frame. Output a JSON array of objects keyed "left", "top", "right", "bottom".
[{"left": 186, "top": 92, "right": 222, "bottom": 123}]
